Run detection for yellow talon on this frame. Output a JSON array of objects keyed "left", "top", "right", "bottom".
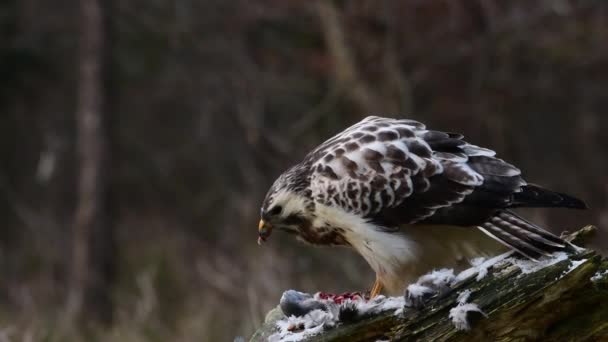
[{"left": 370, "top": 278, "right": 383, "bottom": 298}]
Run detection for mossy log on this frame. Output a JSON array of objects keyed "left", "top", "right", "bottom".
[{"left": 251, "top": 226, "right": 608, "bottom": 341}]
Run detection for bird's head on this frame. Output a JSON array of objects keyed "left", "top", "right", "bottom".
[{"left": 258, "top": 169, "right": 314, "bottom": 245}]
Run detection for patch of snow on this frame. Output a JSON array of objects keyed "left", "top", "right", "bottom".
[
  {"left": 449, "top": 303, "right": 486, "bottom": 331},
  {"left": 591, "top": 270, "right": 608, "bottom": 282}
]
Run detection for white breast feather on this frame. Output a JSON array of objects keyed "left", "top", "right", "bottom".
[{"left": 313, "top": 203, "right": 419, "bottom": 278}]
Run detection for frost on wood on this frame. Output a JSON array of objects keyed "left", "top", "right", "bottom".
[{"left": 251, "top": 226, "right": 608, "bottom": 342}]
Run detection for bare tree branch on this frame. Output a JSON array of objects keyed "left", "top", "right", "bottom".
[{"left": 66, "top": 0, "right": 115, "bottom": 325}]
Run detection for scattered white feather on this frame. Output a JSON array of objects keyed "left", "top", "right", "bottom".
[
  {"left": 271, "top": 250, "right": 580, "bottom": 340},
  {"left": 377, "top": 296, "right": 406, "bottom": 312},
  {"left": 591, "top": 270, "right": 608, "bottom": 282},
  {"left": 404, "top": 269, "right": 455, "bottom": 307},
  {"left": 449, "top": 303, "right": 486, "bottom": 331},
  {"left": 455, "top": 251, "right": 514, "bottom": 282},
  {"left": 449, "top": 288, "right": 486, "bottom": 331},
  {"left": 456, "top": 289, "right": 472, "bottom": 304},
  {"left": 404, "top": 250, "right": 576, "bottom": 333},
  {"left": 270, "top": 309, "right": 335, "bottom": 342},
  {"left": 270, "top": 291, "right": 405, "bottom": 342},
  {"left": 418, "top": 268, "right": 455, "bottom": 287},
  {"left": 405, "top": 284, "right": 433, "bottom": 301},
  {"left": 355, "top": 295, "right": 406, "bottom": 316}
]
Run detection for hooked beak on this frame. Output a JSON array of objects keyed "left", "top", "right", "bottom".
[{"left": 258, "top": 219, "right": 272, "bottom": 245}]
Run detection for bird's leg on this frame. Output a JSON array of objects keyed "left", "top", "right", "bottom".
[{"left": 369, "top": 276, "right": 383, "bottom": 298}]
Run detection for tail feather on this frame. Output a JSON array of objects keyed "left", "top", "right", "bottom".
[
  {"left": 512, "top": 184, "right": 588, "bottom": 209},
  {"left": 496, "top": 212, "right": 568, "bottom": 248},
  {"left": 478, "top": 224, "right": 550, "bottom": 260},
  {"left": 477, "top": 211, "right": 577, "bottom": 260}
]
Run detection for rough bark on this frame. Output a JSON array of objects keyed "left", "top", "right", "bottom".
[
  {"left": 251, "top": 226, "right": 608, "bottom": 341},
  {"left": 66, "top": 0, "right": 115, "bottom": 324}
]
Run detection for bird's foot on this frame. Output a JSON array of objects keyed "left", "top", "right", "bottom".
[
  {"left": 368, "top": 277, "right": 383, "bottom": 299},
  {"left": 404, "top": 268, "right": 455, "bottom": 309}
]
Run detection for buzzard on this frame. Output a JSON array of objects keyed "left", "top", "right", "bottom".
[{"left": 258, "top": 116, "right": 586, "bottom": 297}]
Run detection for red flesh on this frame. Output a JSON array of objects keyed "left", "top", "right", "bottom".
[{"left": 317, "top": 291, "right": 366, "bottom": 304}]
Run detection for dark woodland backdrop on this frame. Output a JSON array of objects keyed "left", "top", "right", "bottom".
[{"left": 1, "top": 0, "right": 607, "bottom": 340}]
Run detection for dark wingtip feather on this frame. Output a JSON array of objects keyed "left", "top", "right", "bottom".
[
  {"left": 512, "top": 184, "right": 588, "bottom": 210},
  {"left": 562, "top": 195, "right": 589, "bottom": 210},
  {"left": 546, "top": 190, "right": 588, "bottom": 209}
]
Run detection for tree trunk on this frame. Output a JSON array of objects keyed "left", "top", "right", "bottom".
[
  {"left": 251, "top": 226, "right": 608, "bottom": 341},
  {"left": 66, "top": 0, "right": 115, "bottom": 324}
]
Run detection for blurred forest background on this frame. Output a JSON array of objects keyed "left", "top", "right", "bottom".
[{"left": 1, "top": 0, "right": 607, "bottom": 340}]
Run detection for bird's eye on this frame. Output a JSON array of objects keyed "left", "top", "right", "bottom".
[{"left": 268, "top": 205, "right": 283, "bottom": 216}]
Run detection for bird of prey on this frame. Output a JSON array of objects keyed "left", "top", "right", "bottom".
[{"left": 257, "top": 116, "right": 586, "bottom": 297}]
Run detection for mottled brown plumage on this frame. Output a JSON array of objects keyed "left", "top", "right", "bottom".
[{"left": 258, "top": 116, "right": 587, "bottom": 295}]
